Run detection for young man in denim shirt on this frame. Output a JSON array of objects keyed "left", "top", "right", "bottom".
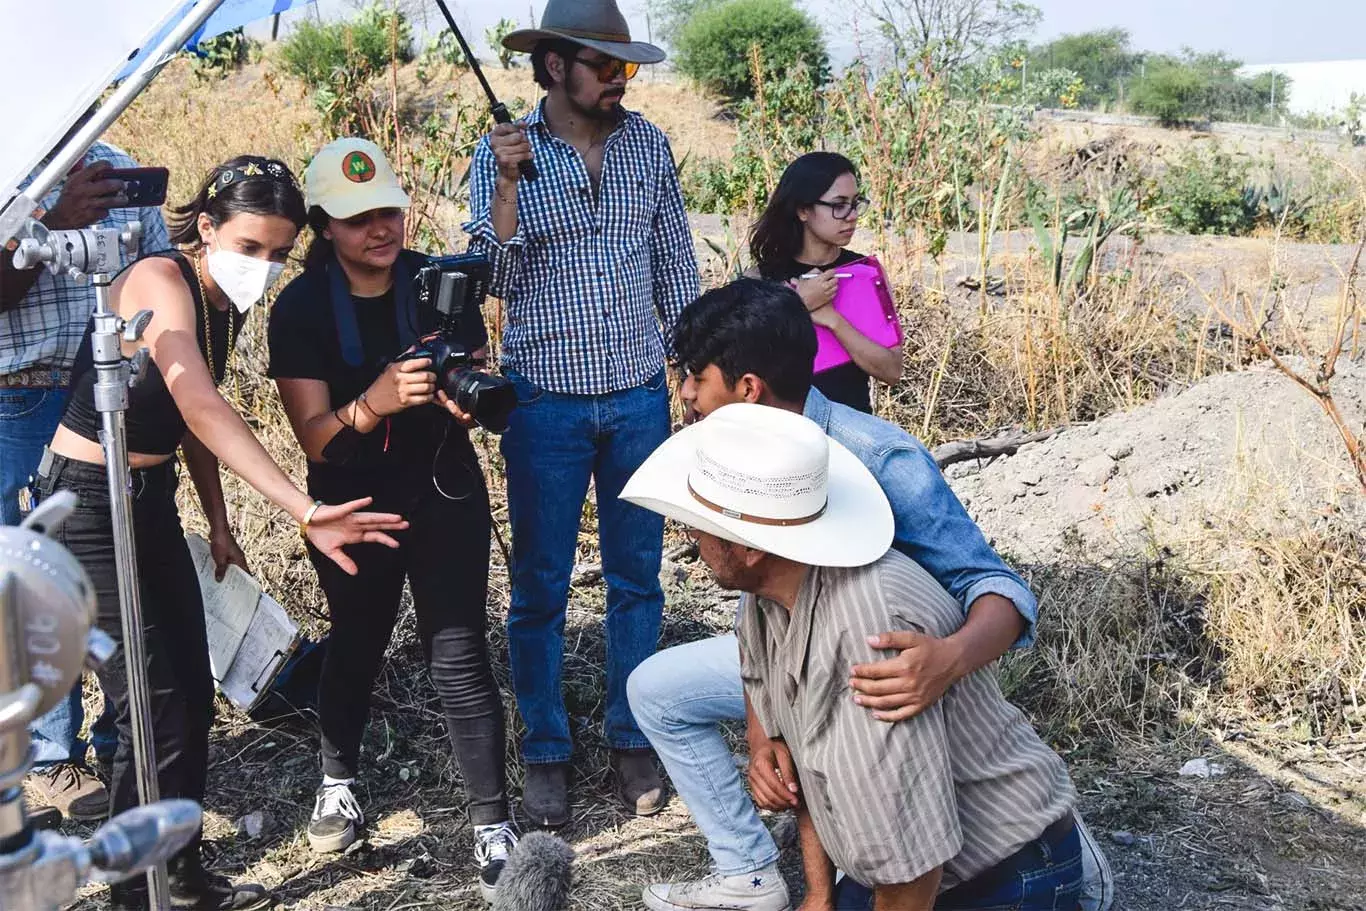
[{"left": 629, "top": 279, "right": 1111, "bottom": 911}]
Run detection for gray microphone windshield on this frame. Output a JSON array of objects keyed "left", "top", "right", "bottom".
[{"left": 490, "top": 831, "right": 574, "bottom": 911}]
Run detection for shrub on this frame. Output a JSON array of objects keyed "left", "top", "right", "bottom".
[
  {"left": 417, "top": 31, "right": 467, "bottom": 84},
  {"left": 1154, "top": 145, "right": 1255, "bottom": 235},
  {"left": 280, "top": 2, "right": 414, "bottom": 90},
  {"left": 1129, "top": 62, "right": 1210, "bottom": 125},
  {"left": 674, "top": 0, "right": 829, "bottom": 100},
  {"left": 485, "top": 17, "right": 518, "bottom": 69},
  {"left": 187, "top": 28, "right": 259, "bottom": 81}
]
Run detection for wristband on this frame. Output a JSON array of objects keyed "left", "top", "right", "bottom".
[
  {"left": 299, "top": 500, "right": 323, "bottom": 541},
  {"left": 357, "top": 391, "right": 380, "bottom": 420}
]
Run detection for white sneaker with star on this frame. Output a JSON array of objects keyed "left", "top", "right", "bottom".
[{"left": 642, "top": 865, "right": 791, "bottom": 911}]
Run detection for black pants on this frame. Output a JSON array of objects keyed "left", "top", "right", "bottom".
[
  {"left": 36, "top": 454, "right": 211, "bottom": 865},
  {"left": 310, "top": 460, "right": 508, "bottom": 826}
]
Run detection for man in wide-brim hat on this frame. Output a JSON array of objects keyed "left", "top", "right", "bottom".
[
  {"left": 462, "top": 0, "right": 699, "bottom": 829},
  {"left": 622, "top": 402, "right": 1084, "bottom": 911}
]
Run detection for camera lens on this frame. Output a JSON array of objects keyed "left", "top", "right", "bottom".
[{"left": 446, "top": 368, "right": 517, "bottom": 433}]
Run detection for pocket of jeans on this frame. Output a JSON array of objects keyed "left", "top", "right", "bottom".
[
  {"left": 643, "top": 368, "right": 668, "bottom": 394},
  {"left": 1020, "top": 851, "right": 1083, "bottom": 911},
  {"left": 0, "top": 389, "right": 52, "bottom": 421},
  {"left": 505, "top": 369, "right": 547, "bottom": 406}
]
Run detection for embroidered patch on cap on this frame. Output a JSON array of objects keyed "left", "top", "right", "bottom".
[{"left": 343, "top": 150, "right": 377, "bottom": 183}]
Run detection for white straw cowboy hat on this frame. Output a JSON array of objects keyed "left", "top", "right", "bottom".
[
  {"left": 621, "top": 404, "right": 893, "bottom": 568},
  {"left": 503, "top": 0, "right": 666, "bottom": 65}
]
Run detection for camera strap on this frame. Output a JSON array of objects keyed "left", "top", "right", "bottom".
[{"left": 328, "top": 254, "right": 421, "bottom": 368}]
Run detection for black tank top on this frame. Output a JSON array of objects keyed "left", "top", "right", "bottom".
[{"left": 61, "top": 250, "right": 245, "bottom": 456}]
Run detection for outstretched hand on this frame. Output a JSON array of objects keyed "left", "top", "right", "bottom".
[{"left": 304, "top": 497, "right": 408, "bottom": 575}]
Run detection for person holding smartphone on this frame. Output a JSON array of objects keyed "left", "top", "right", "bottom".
[
  {"left": 36, "top": 154, "right": 408, "bottom": 911},
  {"left": 268, "top": 139, "right": 517, "bottom": 902},
  {"left": 748, "top": 152, "right": 903, "bottom": 414},
  {"left": 1, "top": 137, "right": 170, "bottom": 826}
]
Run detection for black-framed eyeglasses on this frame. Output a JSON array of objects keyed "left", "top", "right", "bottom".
[
  {"left": 812, "top": 196, "right": 870, "bottom": 220},
  {"left": 572, "top": 54, "right": 639, "bottom": 83}
]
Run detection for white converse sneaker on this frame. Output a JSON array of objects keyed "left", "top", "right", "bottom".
[
  {"left": 643, "top": 865, "right": 791, "bottom": 911},
  {"left": 308, "top": 780, "right": 364, "bottom": 853},
  {"left": 474, "top": 820, "right": 520, "bottom": 903}
]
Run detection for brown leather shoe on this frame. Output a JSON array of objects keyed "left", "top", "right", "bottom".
[
  {"left": 521, "top": 762, "right": 570, "bottom": 828},
  {"left": 26, "top": 803, "right": 63, "bottom": 831},
  {"left": 25, "top": 762, "right": 109, "bottom": 821},
  {"left": 611, "top": 749, "right": 666, "bottom": 816}
]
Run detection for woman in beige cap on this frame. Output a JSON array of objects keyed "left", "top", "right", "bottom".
[{"left": 267, "top": 138, "right": 517, "bottom": 903}]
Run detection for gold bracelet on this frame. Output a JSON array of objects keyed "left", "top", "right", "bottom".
[{"left": 299, "top": 500, "right": 323, "bottom": 541}]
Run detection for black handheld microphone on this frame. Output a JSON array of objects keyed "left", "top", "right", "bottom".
[{"left": 432, "top": 0, "right": 539, "bottom": 182}]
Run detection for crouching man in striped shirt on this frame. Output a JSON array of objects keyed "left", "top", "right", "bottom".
[{"left": 621, "top": 405, "right": 1084, "bottom": 911}]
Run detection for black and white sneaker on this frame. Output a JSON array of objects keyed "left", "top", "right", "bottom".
[
  {"left": 474, "top": 820, "right": 520, "bottom": 903},
  {"left": 308, "top": 780, "right": 363, "bottom": 854}
]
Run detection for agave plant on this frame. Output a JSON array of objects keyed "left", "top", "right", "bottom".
[{"left": 1027, "top": 183, "right": 1142, "bottom": 297}]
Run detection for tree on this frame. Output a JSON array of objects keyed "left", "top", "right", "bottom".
[
  {"left": 851, "top": 0, "right": 1041, "bottom": 74},
  {"left": 648, "top": 0, "right": 724, "bottom": 44},
  {"left": 674, "top": 0, "right": 829, "bottom": 100},
  {"left": 1129, "top": 49, "right": 1291, "bottom": 125},
  {"left": 1029, "top": 28, "right": 1138, "bottom": 108}
]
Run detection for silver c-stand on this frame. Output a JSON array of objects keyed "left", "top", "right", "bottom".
[
  {"left": 11, "top": 220, "right": 171, "bottom": 909},
  {"left": 0, "top": 493, "right": 200, "bottom": 911}
]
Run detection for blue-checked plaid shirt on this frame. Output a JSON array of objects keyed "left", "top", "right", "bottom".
[
  {"left": 463, "top": 101, "right": 699, "bottom": 395},
  {"left": 0, "top": 142, "right": 170, "bottom": 377}
]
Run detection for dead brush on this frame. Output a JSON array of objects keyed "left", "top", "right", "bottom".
[
  {"left": 1191, "top": 513, "right": 1366, "bottom": 737},
  {"left": 882, "top": 243, "right": 1244, "bottom": 446},
  {"left": 999, "top": 549, "right": 1214, "bottom": 755}
]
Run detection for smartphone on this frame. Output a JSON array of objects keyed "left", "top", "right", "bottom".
[{"left": 104, "top": 167, "right": 169, "bottom": 208}]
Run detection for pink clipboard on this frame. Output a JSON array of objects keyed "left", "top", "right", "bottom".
[{"left": 812, "top": 255, "right": 903, "bottom": 374}]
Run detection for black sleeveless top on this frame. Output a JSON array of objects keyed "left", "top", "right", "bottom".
[{"left": 61, "top": 250, "right": 245, "bottom": 456}]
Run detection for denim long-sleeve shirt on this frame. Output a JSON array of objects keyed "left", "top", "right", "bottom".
[
  {"left": 805, "top": 389, "right": 1039, "bottom": 646},
  {"left": 462, "top": 100, "right": 699, "bottom": 395}
]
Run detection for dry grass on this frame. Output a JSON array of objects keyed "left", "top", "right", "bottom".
[{"left": 80, "top": 51, "right": 1366, "bottom": 911}]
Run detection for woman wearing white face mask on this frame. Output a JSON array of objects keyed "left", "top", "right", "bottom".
[{"left": 36, "top": 156, "right": 409, "bottom": 911}]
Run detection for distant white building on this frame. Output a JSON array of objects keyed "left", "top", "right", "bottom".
[{"left": 1240, "top": 59, "right": 1366, "bottom": 118}]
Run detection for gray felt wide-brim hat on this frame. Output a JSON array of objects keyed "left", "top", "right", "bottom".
[{"left": 503, "top": 0, "right": 666, "bottom": 65}]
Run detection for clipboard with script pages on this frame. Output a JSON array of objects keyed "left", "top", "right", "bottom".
[{"left": 186, "top": 534, "right": 301, "bottom": 712}]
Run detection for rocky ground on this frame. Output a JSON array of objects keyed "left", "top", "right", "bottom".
[{"left": 947, "top": 358, "right": 1366, "bottom": 564}]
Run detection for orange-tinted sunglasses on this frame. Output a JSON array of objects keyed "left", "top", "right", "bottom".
[{"left": 572, "top": 54, "right": 639, "bottom": 82}]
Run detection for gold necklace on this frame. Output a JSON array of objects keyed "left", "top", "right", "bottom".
[{"left": 192, "top": 251, "right": 235, "bottom": 383}]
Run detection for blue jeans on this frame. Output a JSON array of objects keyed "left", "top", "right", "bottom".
[
  {"left": 0, "top": 386, "right": 68, "bottom": 525},
  {"left": 834, "top": 822, "right": 1084, "bottom": 910},
  {"left": 627, "top": 634, "right": 779, "bottom": 874},
  {"left": 0, "top": 385, "right": 117, "bottom": 766},
  {"left": 501, "top": 368, "right": 670, "bottom": 763}
]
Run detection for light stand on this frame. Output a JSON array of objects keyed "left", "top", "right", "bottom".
[
  {"left": 0, "top": 494, "right": 200, "bottom": 911},
  {"left": 12, "top": 221, "right": 168, "bottom": 909}
]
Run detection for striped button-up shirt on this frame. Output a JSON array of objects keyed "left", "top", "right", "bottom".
[
  {"left": 738, "top": 549, "right": 1076, "bottom": 889},
  {"left": 463, "top": 101, "right": 699, "bottom": 395},
  {"left": 0, "top": 142, "right": 170, "bottom": 376}
]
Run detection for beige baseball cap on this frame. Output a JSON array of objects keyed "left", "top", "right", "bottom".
[{"left": 304, "top": 137, "right": 411, "bottom": 219}]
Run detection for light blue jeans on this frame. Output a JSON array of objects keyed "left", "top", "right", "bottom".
[
  {"left": 627, "top": 634, "right": 778, "bottom": 875},
  {"left": 0, "top": 385, "right": 116, "bottom": 766}
]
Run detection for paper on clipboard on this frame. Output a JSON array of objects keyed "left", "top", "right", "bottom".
[{"left": 186, "top": 534, "right": 299, "bottom": 711}]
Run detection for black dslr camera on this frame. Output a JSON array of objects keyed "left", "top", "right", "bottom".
[{"left": 396, "top": 253, "right": 516, "bottom": 433}]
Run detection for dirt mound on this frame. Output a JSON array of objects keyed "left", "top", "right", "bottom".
[{"left": 948, "top": 359, "right": 1366, "bottom": 563}]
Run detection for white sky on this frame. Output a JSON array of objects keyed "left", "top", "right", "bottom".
[{"left": 271, "top": 0, "right": 1366, "bottom": 67}]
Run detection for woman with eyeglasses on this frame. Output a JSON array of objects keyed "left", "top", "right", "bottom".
[{"left": 748, "top": 152, "right": 903, "bottom": 413}]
